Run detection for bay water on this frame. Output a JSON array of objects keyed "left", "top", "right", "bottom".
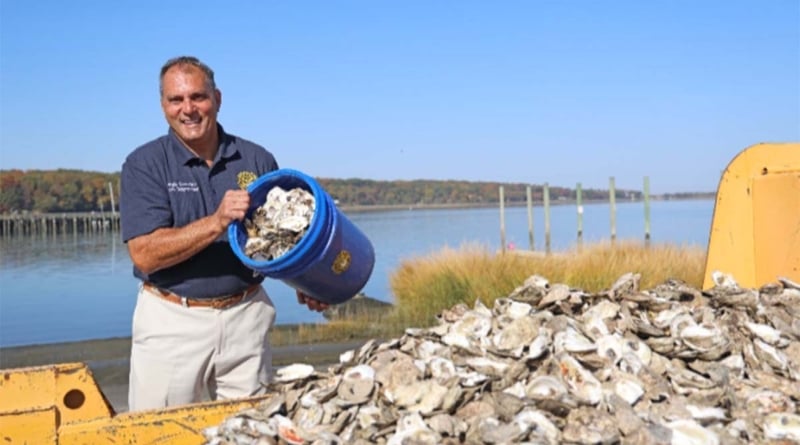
[{"left": 0, "top": 199, "right": 713, "bottom": 347}]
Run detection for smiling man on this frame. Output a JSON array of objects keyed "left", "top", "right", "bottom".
[
  {"left": 160, "top": 60, "right": 222, "bottom": 159},
  {"left": 120, "top": 56, "right": 327, "bottom": 411}
]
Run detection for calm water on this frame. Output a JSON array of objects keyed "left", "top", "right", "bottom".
[{"left": 0, "top": 200, "right": 713, "bottom": 347}]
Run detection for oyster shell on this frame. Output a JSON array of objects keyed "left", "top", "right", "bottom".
[
  {"left": 244, "top": 186, "right": 315, "bottom": 260},
  {"left": 204, "top": 273, "right": 800, "bottom": 445}
]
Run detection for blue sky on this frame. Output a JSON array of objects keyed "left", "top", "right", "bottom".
[{"left": 1, "top": 1, "right": 798, "bottom": 194}]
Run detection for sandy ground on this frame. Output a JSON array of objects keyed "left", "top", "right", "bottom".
[{"left": 0, "top": 337, "right": 368, "bottom": 413}]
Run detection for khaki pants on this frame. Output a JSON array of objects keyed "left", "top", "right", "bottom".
[{"left": 128, "top": 283, "right": 276, "bottom": 412}]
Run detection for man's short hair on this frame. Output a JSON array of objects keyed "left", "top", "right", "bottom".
[{"left": 159, "top": 56, "right": 217, "bottom": 95}]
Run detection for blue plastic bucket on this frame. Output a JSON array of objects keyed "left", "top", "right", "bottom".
[{"left": 228, "top": 169, "right": 375, "bottom": 305}]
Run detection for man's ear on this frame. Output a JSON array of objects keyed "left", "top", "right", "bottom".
[{"left": 215, "top": 89, "right": 222, "bottom": 112}]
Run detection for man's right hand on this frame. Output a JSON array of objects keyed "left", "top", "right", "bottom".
[{"left": 214, "top": 189, "right": 251, "bottom": 229}]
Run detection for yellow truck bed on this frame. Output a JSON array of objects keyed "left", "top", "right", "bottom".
[
  {"left": 703, "top": 142, "right": 800, "bottom": 289},
  {"left": 0, "top": 362, "right": 266, "bottom": 444}
]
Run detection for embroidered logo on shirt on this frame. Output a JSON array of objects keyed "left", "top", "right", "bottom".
[
  {"left": 237, "top": 171, "right": 258, "bottom": 190},
  {"left": 167, "top": 181, "right": 199, "bottom": 192}
]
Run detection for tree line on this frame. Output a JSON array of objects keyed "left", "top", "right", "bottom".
[
  {"left": 316, "top": 178, "right": 639, "bottom": 207},
  {"left": 1, "top": 169, "right": 703, "bottom": 214},
  {"left": 1, "top": 169, "right": 119, "bottom": 214}
]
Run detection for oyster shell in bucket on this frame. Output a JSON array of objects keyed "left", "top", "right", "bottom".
[{"left": 244, "top": 186, "right": 315, "bottom": 261}]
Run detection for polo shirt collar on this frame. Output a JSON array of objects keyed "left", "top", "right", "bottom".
[{"left": 167, "top": 124, "right": 237, "bottom": 166}]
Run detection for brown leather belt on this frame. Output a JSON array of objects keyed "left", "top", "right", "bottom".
[{"left": 143, "top": 282, "right": 260, "bottom": 309}]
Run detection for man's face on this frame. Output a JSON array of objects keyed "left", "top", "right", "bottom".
[{"left": 160, "top": 65, "right": 221, "bottom": 151}]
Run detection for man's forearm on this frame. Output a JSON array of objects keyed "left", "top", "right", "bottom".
[{"left": 128, "top": 215, "right": 226, "bottom": 275}]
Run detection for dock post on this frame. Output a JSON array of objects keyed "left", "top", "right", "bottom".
[
  {"left": 499, "top": 186, "right": 506, "bottom": 253},
  {"left": 526, "top": 185, "right": 534, "bottom": 251},
  {"left": 644, "top": 176, "right": 651, "bottom": 247},
  {"left": 576, "top": 182, "right": 583, "bottom": 249},
  {"left": 544, "top": 183, "right": 551, "bottom": 254},
  {"left": 609, "top": 177, "right": 617, "bottom": 243}
]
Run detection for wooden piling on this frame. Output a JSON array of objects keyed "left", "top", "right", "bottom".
[
  {"left": 544, "top": 183, "right": 551, "bottom": 254},
  {"left": 526, "top": 185, "right": 534, "bottom": 251},
  {"left": 644, "top": 176, "right": 651, "bottom": 247},
  {"left": 0, "top": 212, "right": 121, "bottom": 237},
  {"left": 609, "top": 177, "right": 617, "bottom": 243},
  {"left": 576, "top": 182, "right": 583, "bottom": 249},
  {"left": 499, "top": 186, "right": 506, "bottom": 252},
  {"left": 108, "top": 182, "right": 116, "bottom": 217}
]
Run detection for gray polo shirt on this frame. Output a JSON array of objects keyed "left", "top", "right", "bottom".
[{"left": 120, "top": 124, "right": 278, "bottom": 299}]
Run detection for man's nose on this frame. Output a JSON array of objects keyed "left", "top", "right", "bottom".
[{"left": 181, "top": 99, "right": 196, "bottom": 114}]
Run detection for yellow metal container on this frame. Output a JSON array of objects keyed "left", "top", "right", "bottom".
[
  {"left": 703, "top": 142, "right": 800, "bottom": 289},
  {"left": 0, "top": 362, "right": 268, "bottom": 444}
]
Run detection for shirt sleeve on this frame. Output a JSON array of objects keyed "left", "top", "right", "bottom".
[
  {"left": 120, "top": 153, "right": 173, "bottom": 242},
  {"left": 259, "top": 149, "right": 279, "bottom": 175}
]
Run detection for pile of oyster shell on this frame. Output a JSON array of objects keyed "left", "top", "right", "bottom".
[
  {"left": 244, "top": 187, "right": 315, "bottom": 261},
  {"left": 204, "top": 272, "right": 800, "bottom": 444}
]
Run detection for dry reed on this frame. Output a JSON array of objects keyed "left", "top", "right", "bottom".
[{"left": 389, "top": 240, "right": 706, "bottom": 327}]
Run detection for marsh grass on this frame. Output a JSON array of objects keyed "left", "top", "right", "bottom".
[
  {"left": 271, "top": 240, "right": 706, "bottom": 345},
  {"left": 270, "top": 318, "right": 389, "bottom": 345}
]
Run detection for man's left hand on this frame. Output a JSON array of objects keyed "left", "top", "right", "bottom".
[{"left": 296, "top": 290, "right": 329, "bottom": 312}]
